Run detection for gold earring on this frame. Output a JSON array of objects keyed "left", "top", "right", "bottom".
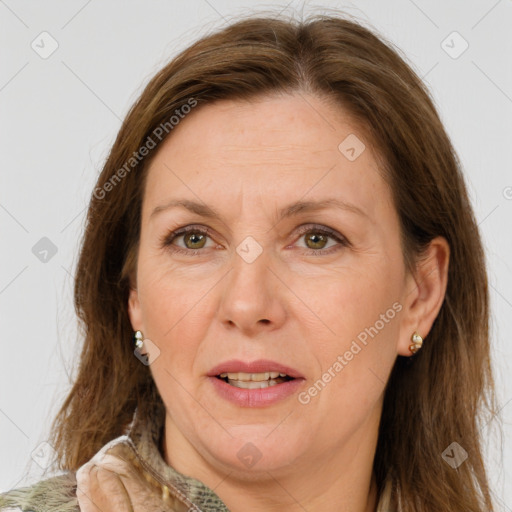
[
  {"left": 409, "top": 332, "right": 423, "bottom": 355},
  {"left": 134, "top": 330, "right": 144, "bottom": 349}
]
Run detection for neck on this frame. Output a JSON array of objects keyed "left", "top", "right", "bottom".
[
  {"left": 161, "top": 410, "right": 381, "bottom": 512},
  {"left": 198, "top": 465, "right": 379, "bottom": 512}
]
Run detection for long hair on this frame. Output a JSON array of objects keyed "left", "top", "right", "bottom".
[{"left": 49, "top": 12, "right": 497, "bottom": 511}]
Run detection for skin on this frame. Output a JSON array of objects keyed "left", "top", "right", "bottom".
[{"left": 128, "top": 92, "right": 450, "bottom": 512}]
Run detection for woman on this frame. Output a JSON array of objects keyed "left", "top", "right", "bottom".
[{"left": 0, "top": 11, "right": 497, "bottom": 512}]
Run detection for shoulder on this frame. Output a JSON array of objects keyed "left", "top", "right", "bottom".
[{"left": 0, "top": 472, "right": 78, "bottom": 512}]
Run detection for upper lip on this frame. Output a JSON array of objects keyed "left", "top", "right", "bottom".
[{"left": 208, "top": 359, "right": 304, "bottom": 379}]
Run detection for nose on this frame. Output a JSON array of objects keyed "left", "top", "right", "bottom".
[{"left": 217, "top": 245, "right": 287, "bottom": 337}]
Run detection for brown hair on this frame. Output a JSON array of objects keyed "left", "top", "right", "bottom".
[{"left": 50, "top": 11, "right": 498, "bottom": 511}]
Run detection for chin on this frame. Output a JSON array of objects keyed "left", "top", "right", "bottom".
[{"left": 198, "top": 425, "right": 308, "bottom": 476}]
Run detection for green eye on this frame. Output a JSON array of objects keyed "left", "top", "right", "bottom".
[
  {"left": 161, "top": 223, "right": 348, "bottom": 257},
  {"left": 182, "top": 231, "right": 208, "bottom": 250},
  {"left": 294, "top": 225, "right": 347, "bottom": 255},
  {"left": 304, "top": 231, "right": 330, "bottom": 250}
]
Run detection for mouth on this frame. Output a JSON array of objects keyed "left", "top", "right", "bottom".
[
  {"left": 208, "top": 359, "right": 304, "bottom": 407},
  {"left": 216, "top": 372, "right": 295, "bottom": 389}
]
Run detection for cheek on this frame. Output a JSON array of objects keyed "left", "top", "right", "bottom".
[
  {"left": 304, "top": 262, "right": 401, "bottom": 344},
  {"left": 136, "top": 261, "right": 217, "bottom": 371},
  {"left": 302, "top": 267, "right": 401, "bottom": 405}
]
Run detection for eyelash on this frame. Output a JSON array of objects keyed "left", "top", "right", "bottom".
[{"left": 159, "top": 224, "right": 349, "bottom": 257}]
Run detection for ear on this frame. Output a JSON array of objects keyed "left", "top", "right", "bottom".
[
  {"left": 397, "top": 236, "right": 450, "bottom": 356},
  {"left": 128, "top": 286, "right": 144, "bottom": 332}
]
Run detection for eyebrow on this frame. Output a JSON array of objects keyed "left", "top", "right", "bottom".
[{"left": 150, "top": 197, "right": 368, "bottom": 221}]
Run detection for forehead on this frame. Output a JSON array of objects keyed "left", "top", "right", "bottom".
[{"left": 142, "top": 93, "right": 392, "bottom": 223}]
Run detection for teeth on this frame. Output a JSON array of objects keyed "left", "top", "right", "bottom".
[
  {"left": 229, "top": 379, "right": 280, "bottom": 389},
  {"left": 218, "top": 371, "right": 283, "bottom": 381}
]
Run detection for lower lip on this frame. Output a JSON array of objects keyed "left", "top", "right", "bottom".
[{"left": 209, "top": 377, "right": 304, "bottom": 407}]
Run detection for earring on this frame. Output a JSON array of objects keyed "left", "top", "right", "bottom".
[
  {"left": 409, "top": 332, "right": 423, "bottom": 355},
  {"left": 134, "top": 330, "right": 144, "bottom": 349}
]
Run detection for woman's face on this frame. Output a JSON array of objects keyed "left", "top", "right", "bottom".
[{"left": 128, "top": 93, "right": 416, "bottom": 477}]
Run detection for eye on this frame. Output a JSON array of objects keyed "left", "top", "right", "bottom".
[
  {"left": 160, "top": 224, "right": 349, "bottom": 256},
  {"left": 160, "top": 225, "right": 216, "bottom": 255},
  {"left": 293, "top": 224, "right": 348, "bottom": 255}
]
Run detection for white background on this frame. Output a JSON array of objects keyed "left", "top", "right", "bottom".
[{"left": 1, "top": 0, "right": 511, "bottom": 509}]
